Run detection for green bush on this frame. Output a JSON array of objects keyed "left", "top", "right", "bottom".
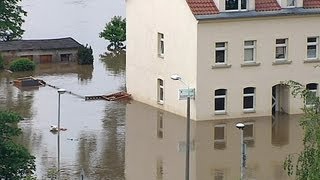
[
  {"left": 0, "top": 54, "right": 4, "bottom": 69},
  {"left": 9, "top": 58, "right": 35, "bottom": 72},
  {"left": 77, "top": 44, "right": 94, "bottom": 65}
]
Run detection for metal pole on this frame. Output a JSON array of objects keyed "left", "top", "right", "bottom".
[
  {"left": 240, "top": 128, "right": 244, "bottom": 180},
  {"left": 185, "top": 88, "right": 190, "bottom": 180},
  {"left": 57, "top": 93, "right": 61, "bottom": 180}
]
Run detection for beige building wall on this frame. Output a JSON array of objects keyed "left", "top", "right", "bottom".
[
  {"left": 126, "top": 0, "right": 198, "bottom": 119},
  {"left": 196, "top": 15, "right": 320, "bottom": 120}
]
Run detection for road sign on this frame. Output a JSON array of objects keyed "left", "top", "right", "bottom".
[{"left": 179, "top": 88, "right": 195, "bottom": 100}]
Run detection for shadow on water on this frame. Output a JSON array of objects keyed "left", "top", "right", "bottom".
[{"left": 100, "top": 51, "right": 126, "bottom": 76}]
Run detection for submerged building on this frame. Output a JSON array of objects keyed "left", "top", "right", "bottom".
[
  {"left": 0, "top": 37, "right": 81, "bottom": 64},
  {"left": 127, "top": 0, "right": 320, "bottom": 121}
]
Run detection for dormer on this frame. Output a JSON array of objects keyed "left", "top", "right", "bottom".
[
  {"left": 277, "top": 0, "right": 303, "bottom": 8},
  {"left": 214, "top": 0, "right": 255, "bottom": 12}
]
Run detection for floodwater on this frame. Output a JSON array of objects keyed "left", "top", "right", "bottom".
[{"left": 0, "top": 0, "right": 303, "bottom": 179}]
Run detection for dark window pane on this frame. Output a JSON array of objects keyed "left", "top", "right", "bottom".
[
  {"left": 276, "top": 47, "right": 286, "bottom": 59},
  {"left": 244, "top": 87, "right": 255, "bottom": 94},
  {"left": 226, "top": 0, "right": 238, "bottom": 10},
  {"left": 307, "top": 45, "right": 317, "bottom": 59},
  {"left": 276, "top": 39, "right": 286, "bottom": 44},
  {"left": 216, "top": 42, "right": 225, "bottom": 48},
  {"left": 308, "top": 37, "right": 317, "bottom": 43},
  {"left": 159, "top": 79, "right": 163, "bottom": 86},
  {"left": 241, "top": 0, "right": 247, "bottom": 9},
  {"left": 215, "top": 98, "right": 225, "bottom": 111},
  {"left": 307, "top": 83, "right": 317, "bottom": 90},
  {"left": 216, "top": 50, "right": 225, "bottom": 63},
  {"left": 215, "top": 89, "right": 226, "bottom": 96},
  {"left": 159, "top": 88, "right": 163, "bottom": 100},
  {"left": 244, "top": 96, "right": 254, "bottom": 109}
]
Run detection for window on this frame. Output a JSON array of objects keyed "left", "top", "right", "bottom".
[
  {"left": 287, "top": 0, "right": 296, "bottom": 7},
  {"left": 225, "top": 0, "right": 247, "bottom": 10},
  {"left": 275, "top": 39, "right": 288, "bottom": 60},
  {"left": 158, "top": 33, "right": 164, "bottom": 57},
  {"left": 243, "top": 87, "right": 255, "bottom": 111},
  {"left": 306, "top": 83, "right": 318, "bottom": 106},
  {"left": 215, "top": 42, "right": 227, "bottom": 64},
  {"left": 157, "top": 112, "right": 164, "bottom": 139},
  {"left": 244, "top": 40, "right": 256, "bottom": 62},
  {"left": 307, "top": 37, "right": 318, "bottom": 59},
  {"left": 214, "top": 124, "right": 226, "bottom": 149},
  {"left": 157, "top": 79, "right": 164, "bottom": 103},
  {"left": 215, "top": 89, "right": 227, "bottom": 113},
  {"left": 244, "top": 122, "right": 254, "bottom": 147}
]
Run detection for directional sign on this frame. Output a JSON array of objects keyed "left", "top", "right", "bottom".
[{"left": 179, "top": 88, "right": 195, "bottom": 100}]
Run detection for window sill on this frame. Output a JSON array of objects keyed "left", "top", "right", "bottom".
[
  {"left": 243, "top": 109, "right": 256, "bottom": 113},
  {"left": 157, "top": 101, "right": 164, "bottom": 105},
  {"left": 212, "top": 64, "right": 232, "bottom": 69},
  {"left": 158, "top": 54, "right": 164, "bottom": 59},
  {"left": 241, "top": 62, "right": 261, "bottom": 67},
  {"left": 304, "top": 59, "right": 320, "bottom": 63},
  {"left": 272, "top": 60, "right": 292, "bottom": 65},
  {"left": 214, "top": 111, "right": 227, "bottom": 115}
]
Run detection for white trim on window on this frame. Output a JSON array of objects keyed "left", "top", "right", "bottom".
[
  {"left": 244, "top": 40, "right": 256, "bottom": 63},
  {"left": 225, "top": 0, "right": 248, "bottom": 11},
  {"left": 215, "top": 42, "right": 228, "bottom": 64},
  {"left": 307, "top": 37, "right": 319, "bottom": 60},
  {"left": 275, "top": 38, "right": 288, "bottom": 61},
  {"left": 157, "top": 79, "right": 164, "bottom": 104},
  {"left": 214, "top": 89, "right": 227, "bottom": 114},
  {"left": 287, "top": 0, "right": 296, "bottom": 7},
  {"left": 243, "top": 87, "right": 256, "bottom": 112},
  {"left": 158, "top": 33, "right": 164, "bottom": 58},
  {"left": 306, "top": 83, "right": 318, "bottom": 106}
]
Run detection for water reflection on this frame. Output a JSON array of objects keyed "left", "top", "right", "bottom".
[
  {"left": 100, "top": 51, "right": 126, "bottom": 76},
  {"left": 126, "top": 101, "right": 303, "bottom": 180}
]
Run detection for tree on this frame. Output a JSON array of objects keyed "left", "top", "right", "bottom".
[
  {"left": 77, "top": 44, "right": 94, "bottom": 65},
  {"left": 283, "top": 80, "right": 320, "bottom": 180},
  {"left": 0, "top": 111, "right": 36, "bottom": 179},
  {"left": 0, "top": 0, "right": 27, "bottom": 41},
  {"left": 99, "top": 16, "right": 126, "bottom": 52}
]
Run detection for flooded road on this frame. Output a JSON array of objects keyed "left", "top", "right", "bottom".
[{"left": 0, "top": 0, "right": 303, "bottom": 179}]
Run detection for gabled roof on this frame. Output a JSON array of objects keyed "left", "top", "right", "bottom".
[
  {"left": 186, "top": 0, "right": 320, "bottom": 16},
  {"left": 304, "top": 0, "right": 320, "bottom": 8},
  {"left": 187, "top": 0, "right": 219, "bottom": 15},
  {"left": 0, "top": 37, "right": 82, "bottom": 52}
]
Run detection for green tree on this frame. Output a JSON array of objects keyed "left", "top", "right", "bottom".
[
  {"left": 283, "top": 80, "right": 320, "bottom": 180},
  {"left": 77, "top": 44, "right": 94, "bottom": 65},
  {"left": 99, "top": 16, "right": 126, "bottom": 52},
  {"left": 0, "top": 111, "right": 36, "bottom": 179},
  {"left": 0, "top": 53, "right": 4, "bottom": 69},
  {"left": 9, "top": 58, "right": 36, "bottom": 72},
  {"left": 0, "top": 0, "right": 27, "bottom": 41}
]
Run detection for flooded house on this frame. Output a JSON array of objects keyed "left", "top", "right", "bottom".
[
  {"left": 0, "top": 37, "right": 82, "bottom": 63},
  {"left": 127, "top": 0, "right": 320, "bottom": 121}
]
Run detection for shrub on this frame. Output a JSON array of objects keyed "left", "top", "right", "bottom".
[
  {"left": 0, "top": 54, "right": 4, "bottom": 69},
  {"left": 77, "top": 44, "right": 94, "bottom": 65},
  {"left": 9, "top": 58, "right": 35, "bottom": 72}
]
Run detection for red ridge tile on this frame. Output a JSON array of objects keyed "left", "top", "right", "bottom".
[
  {"left": 304, "top": 0, "right": 320, "bottom": 8},
  {"left": 187, "top": 0, "right": 220, "bottom": 15},
  {"left": 255, "top": 0, "right": 281, "bottom": 11}
]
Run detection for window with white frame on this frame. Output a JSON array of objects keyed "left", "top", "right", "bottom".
[
  {"left": 306, "top": 83, "right": 318, "bottom": 106},
  {"left": 275, "top": 39, "right": 288, "bottom": 60},
  {"left": 158, "top": 33, "right": 164, "bottom": 57},
  {"left": 244, "top": 40, "right": 256, "bottom": 62},
  {"left": 215, "top": 89, "right": 227, "bottom": 113},
  {"left": 287, "top": 0, "right": 296, "bottom": 7},
  {"left": 157, "top": 79, "right": 164, "bottom": 103},
  {"left": 225, "top": 0, "right": 247, "bottom": 11},
  {"left": 243, "top": 87, "right": 255, "bottom": 111},
  {"left": 215, "top": 42, "right": 227, "bottom": 64},
  {"left": 307, "top": 37, "right": 319, "bottom": 59}
]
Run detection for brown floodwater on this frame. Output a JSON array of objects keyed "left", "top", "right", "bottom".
[{"left": 0, "top": 0, "right": 303, "bottom": 179}]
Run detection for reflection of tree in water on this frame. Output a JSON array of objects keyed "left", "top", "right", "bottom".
[
  {"left": 77, "top": 65, "right": 93, "bottom": 84},
  {"left": 100, "top": 51, "right": 126, "bottom": 76}
]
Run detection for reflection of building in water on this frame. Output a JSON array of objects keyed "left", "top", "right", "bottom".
[{"left": 126, "top": 101, "right": 303, "bottom": 180}]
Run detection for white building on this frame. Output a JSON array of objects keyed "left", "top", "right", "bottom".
[{"left": 126, "top": 0, "right": 320, "bottom": 121}]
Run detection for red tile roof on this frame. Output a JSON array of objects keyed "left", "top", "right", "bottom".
[
  {"left": 186, "top": 0, "right": 219, "bottom": 15},
  {"left": 304, "top": 0, "right": 320, "bottom": 8},
  {"left": 255, "top": 0, "right": 281, "bottom": 11}
]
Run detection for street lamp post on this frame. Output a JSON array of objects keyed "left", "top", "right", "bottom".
[
  {"left": 236, "top": 123, "right": 246, "bottom": 180},
  {"left": 171, "top": 74, "right": 191, "bottom": 180},
  {"left": 57, "top": 88, "right": 66, "bottom": 180}
]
